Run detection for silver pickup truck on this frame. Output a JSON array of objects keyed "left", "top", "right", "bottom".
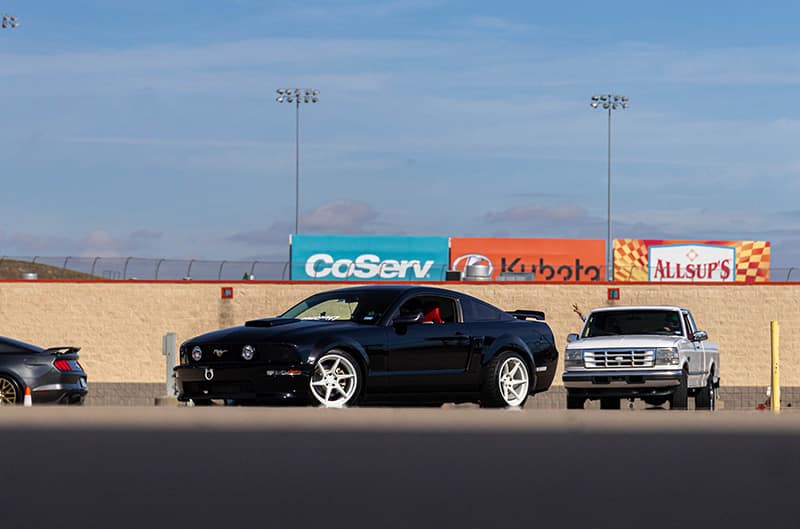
[{"left": 562, "top": 306, "right": 720, "bottom": 410}]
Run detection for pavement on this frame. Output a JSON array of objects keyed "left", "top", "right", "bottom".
[{"left": 0, "top": 407, "right": 797, "bottom": 529}]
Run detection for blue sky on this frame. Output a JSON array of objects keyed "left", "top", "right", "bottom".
[{"left": 2, "top": 0, "right": 800, "bottom": 270}]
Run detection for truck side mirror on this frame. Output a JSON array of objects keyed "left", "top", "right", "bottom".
[
  {"left": 693, "top": 330, "right": 708, "bottom": 342},
  {"left": 566, "top": 333, "right": 580, "bottom": 343}
]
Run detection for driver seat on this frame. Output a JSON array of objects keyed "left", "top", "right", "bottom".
[{"left": 422, "top": 306, "right": 443, "bottom": 324}]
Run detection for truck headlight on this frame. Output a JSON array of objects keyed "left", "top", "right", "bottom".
[
  {"left": 565, "top": 349, "right": 584, "bottom": 368},
  {"left": 655, "top": 347, "right": 679, "bottom": 366},
  {"left": 191, "top": 346, "right": 203, "bottom": 362}
]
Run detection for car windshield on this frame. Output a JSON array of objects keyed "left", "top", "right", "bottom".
[
  {"left": 281, "top": 290, "right": 403, "bottom": 324},
  {"left": 583, "top": 310, "right": 683, "bottom": 337}
]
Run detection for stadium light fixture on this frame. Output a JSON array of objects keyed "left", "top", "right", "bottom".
[
  {"left": 590, "top": 93, "right": 630, "bottom": 281},
  {"left": 275, "top": 87, "right": 320, "bottom": 234}
]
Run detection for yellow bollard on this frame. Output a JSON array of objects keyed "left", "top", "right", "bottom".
[{"left": 771, "top": 321, "right": 780, "bottom": 413}]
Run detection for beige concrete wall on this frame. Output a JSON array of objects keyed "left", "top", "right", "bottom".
[{"left": 1, "top": 281, "right": 795, "bottom": 385}]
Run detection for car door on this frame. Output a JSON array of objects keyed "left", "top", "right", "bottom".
[
  {"left": 682, "top": 310, "right": 705, "bottom": 386},
  {"left": 385, "top": 294, "right": 473, "bottom": 392}
]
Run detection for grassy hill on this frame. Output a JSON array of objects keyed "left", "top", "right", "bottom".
[{"left": 0, "top": 259, "right": 99, "bottom": 280}]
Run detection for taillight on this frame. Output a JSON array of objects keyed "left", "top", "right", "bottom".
[{"left": 54, "top": 359, "right": 74, "bottom": 372}]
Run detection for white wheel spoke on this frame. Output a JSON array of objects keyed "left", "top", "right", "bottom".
[
  {"left": 509, "top": 364, "right": 521, "bottom": 378},
  {"left": 311, "top": 380, "right": 326, "bottom": 386},
  {"left": 324, "top": 385, "right": 333, "bottom": 402},
  {"left": 331, "top": 358, "right": 341, "bottom": 373},
  {"left": 335, "top": 384, "right": 350, "bottom": 397},
  {"left": 337, "top": 374, "right": 355, "bottom": 380}
]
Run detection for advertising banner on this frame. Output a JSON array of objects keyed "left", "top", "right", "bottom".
[
  {"left": 291, "top": 234, "right": 450, "bottom": 281},
  {"left": 614, "top": 239, "right": 771, "bottom": 282},
  {"left": 449, "top": 238, "right": 606, "bottom": 282}
]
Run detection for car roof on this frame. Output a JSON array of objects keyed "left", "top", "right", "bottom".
[
  {"left": 316, "top": 285, "right": 460, "bottom": 296},
  {"left": 590, "top": 306, "right": 688, "bottom": 312}
]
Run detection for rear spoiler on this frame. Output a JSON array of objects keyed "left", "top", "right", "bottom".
[
  {"left": 43, "top": 346, "right": 81, "bottom": 355},
  {"left": 507, "top": 310, "right": 545, "bottom": 321}
]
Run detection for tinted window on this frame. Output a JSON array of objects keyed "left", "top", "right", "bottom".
[
  {"left": 583, "top": 310, "right": 683, "bottom": 338},
  {"left": 462, "top": 298, "right": 510, "bottom": 322},
  {"left": 397, "top": 295, "right": 458, "bottom": 323},
  {"left": 282, "top": 290, "right": 403, "bottom": 325}
]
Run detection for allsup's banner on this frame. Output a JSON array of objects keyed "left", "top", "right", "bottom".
[{"left": 614, "top": 239, "right": 770, "bottom": 283}]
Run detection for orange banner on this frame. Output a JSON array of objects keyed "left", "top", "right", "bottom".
[
  {"left": 450, "top": 238, "right": 606, "bottom": 282},
  {"left": 614, "top": 239, "right": 770, "bottom": 282}
]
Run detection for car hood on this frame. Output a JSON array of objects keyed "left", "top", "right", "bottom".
[
  {"left": 187, "top": 318, "right": 371, "bottom": 344},
  {"left": 566, "top": 334, "right": 682, "bottom": 350}
]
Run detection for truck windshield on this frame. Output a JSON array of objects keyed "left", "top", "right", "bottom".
[{"left": 582, "top": 310, "right": 683, "bottom": 337}]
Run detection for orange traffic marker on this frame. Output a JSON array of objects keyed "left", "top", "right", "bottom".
[{"left": 23, "top": 386, "right": 32, "bottom": 407}]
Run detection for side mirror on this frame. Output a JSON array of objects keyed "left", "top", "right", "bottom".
[
  {"left": 567, "top": 333, "right": 580, "bottom": 343},
  {"left": 693, "top": 330, "right": 708, "bottom": 342},
  {"left": 393, "top": 311, "right": 424, "bottom": 326}
]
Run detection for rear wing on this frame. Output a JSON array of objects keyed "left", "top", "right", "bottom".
[
  {"left": 507, "top": 310, "right": 545, "bottom": 321},
  {"left": 43, "top": 346, "right": 81, "bottom": 355}
]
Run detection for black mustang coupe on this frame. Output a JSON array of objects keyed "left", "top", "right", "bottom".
[
  {"left": 0, "top": 337, "right": 88, "bottom": 405},
  {"left": 176, "top": 285, "right": 558, "bottom": 407}
]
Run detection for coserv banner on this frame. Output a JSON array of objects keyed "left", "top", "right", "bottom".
[
  {"left": 291, "top": 234, "right": 450, "bottom": 281},
  {"left": 614, "top": 239, "right": 771, "bottom": 282},
  {"left": 449, "top": 238, "right": 606, "bottom": 282}
]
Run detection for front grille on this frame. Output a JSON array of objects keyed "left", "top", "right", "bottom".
[
  {"left": 187, "top": 343, "right": 299, "bottom": 364},
  {"left": 584, "top": 349, "right": 655, "bottom": 369}
]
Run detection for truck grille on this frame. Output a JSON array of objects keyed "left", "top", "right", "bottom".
[{"left": 584, "top": 349, "right": 655, "bottom": 368}]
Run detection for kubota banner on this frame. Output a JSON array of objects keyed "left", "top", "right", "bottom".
[
  {"left": 614, "top": 239, "right": 771, "bottom": 282},
  {"left": 449, "top": 238, "right": 606, "bottom": 282}
]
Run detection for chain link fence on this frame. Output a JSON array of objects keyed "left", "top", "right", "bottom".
[{"left": 1, "top": 256, "right": 799, "bottom": 281}]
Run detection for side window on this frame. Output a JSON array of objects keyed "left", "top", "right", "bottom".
[
  {"left": 398, "top": 296, "right": 458, "bottom": 324},
  {"left": 463, "top": 299, "right": 504, "bottom": 322},
  {"left": 682, "top": 312, "right": 696, "bottom": 340}
]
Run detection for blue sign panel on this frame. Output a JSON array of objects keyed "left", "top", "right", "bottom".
[{"left": 291, "top": 235, "right": 450, "bottom": 281}]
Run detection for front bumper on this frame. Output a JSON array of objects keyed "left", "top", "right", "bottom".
[
  {"left": 175, "top": 364, "right": 311, "bottom": 403},
  {"left": 562, "top": 369, "right": 683, "bottom": 399}
]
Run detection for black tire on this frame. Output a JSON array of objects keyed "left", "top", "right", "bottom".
[
  {"left": 191, "top": 398, "right": 213, "bottom": 406},
  {"left": 695, "top": 375, "right": 716, "bottom": 410},
  {"left": 566, "top": 395, "right": 585, "bottom": 410},
  {"left": 309, "top": 349, "right": 363, "bottom": 407},
  {"left": 0, "top": 375, "right": 22, "bottom": 406},
  {"left": 480, "top": 351, "right": 531, "bottom": 408},
  {"left": 643, "top": 397, "right": 668, "bottom": 407},
  {"left": 600, "top": 397, "right": 621, "bottom": 410},
  {"left": 670, "top": 370, "right": 689, "bottom": 410}
]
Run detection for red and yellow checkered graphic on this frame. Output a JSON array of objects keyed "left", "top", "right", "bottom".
[
  {"left": 614, "top": 239, "right": 650, "bottom": 281},
  {"left": 614, "top": 239, "right": 771, "bottom": 283},
  {"left": 733, "top": 240, "right": 770, "bottom": 282}
]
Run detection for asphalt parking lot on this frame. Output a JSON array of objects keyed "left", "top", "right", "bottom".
[{"left": 1, "top": 407, "right": 797, "bottom": 529}]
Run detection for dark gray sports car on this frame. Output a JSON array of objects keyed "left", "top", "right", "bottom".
[
  {"left": 176, "top": 285, "right": 558, "bottom": 408},
  {"left": 0, "top": 337, "right": 88, "bottom": 405}
]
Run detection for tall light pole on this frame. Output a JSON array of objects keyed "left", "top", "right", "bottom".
[
  {"left": 275, "top": 88, "right": 320, "bottom": 234},
  {"left": 591, "top": 94, "right": 629, "bottom": 281},
  {"left": 1, "top": 14, "right": 18, "bottom": 29}
]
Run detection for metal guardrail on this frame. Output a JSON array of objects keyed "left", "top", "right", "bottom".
[{"left": 0, "top": 256, "right": 796, "bottom": 281}]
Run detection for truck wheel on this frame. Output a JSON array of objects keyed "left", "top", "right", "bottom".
[
  {"left": 695, "top": 375, "right": 716, "bottom": 410},
  {"left": 600, "top": 398, "right": 620, "bottom": 410},
  {"left": 670, "top": 370, "right": 689, "bottom": 410},
  {"left": 566, "top": 395, "right": 585, "bottom": 409}
]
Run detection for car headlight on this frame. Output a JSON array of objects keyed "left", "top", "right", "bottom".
[
  {"left": 565, "top": 349, "right": 584, "bottom": 368},
  {"left": 655, "top": 347, "right": 679, "bottom": 366},
  {"left": 242, "top": 345, "right": 255, "bottom": 361},
  {"left": 191, "top": 346, "right": 203, "bottom": 362}
]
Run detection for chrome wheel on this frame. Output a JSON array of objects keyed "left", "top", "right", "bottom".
[
  {"left": 498, "top": 357, "right": 529, "bottom": 407},
  {"left": 0, "top": 377, "right": 18, "bottom": 406},
  {"left": 310, "top": 351, "right": 359, "bottom": 408}
]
